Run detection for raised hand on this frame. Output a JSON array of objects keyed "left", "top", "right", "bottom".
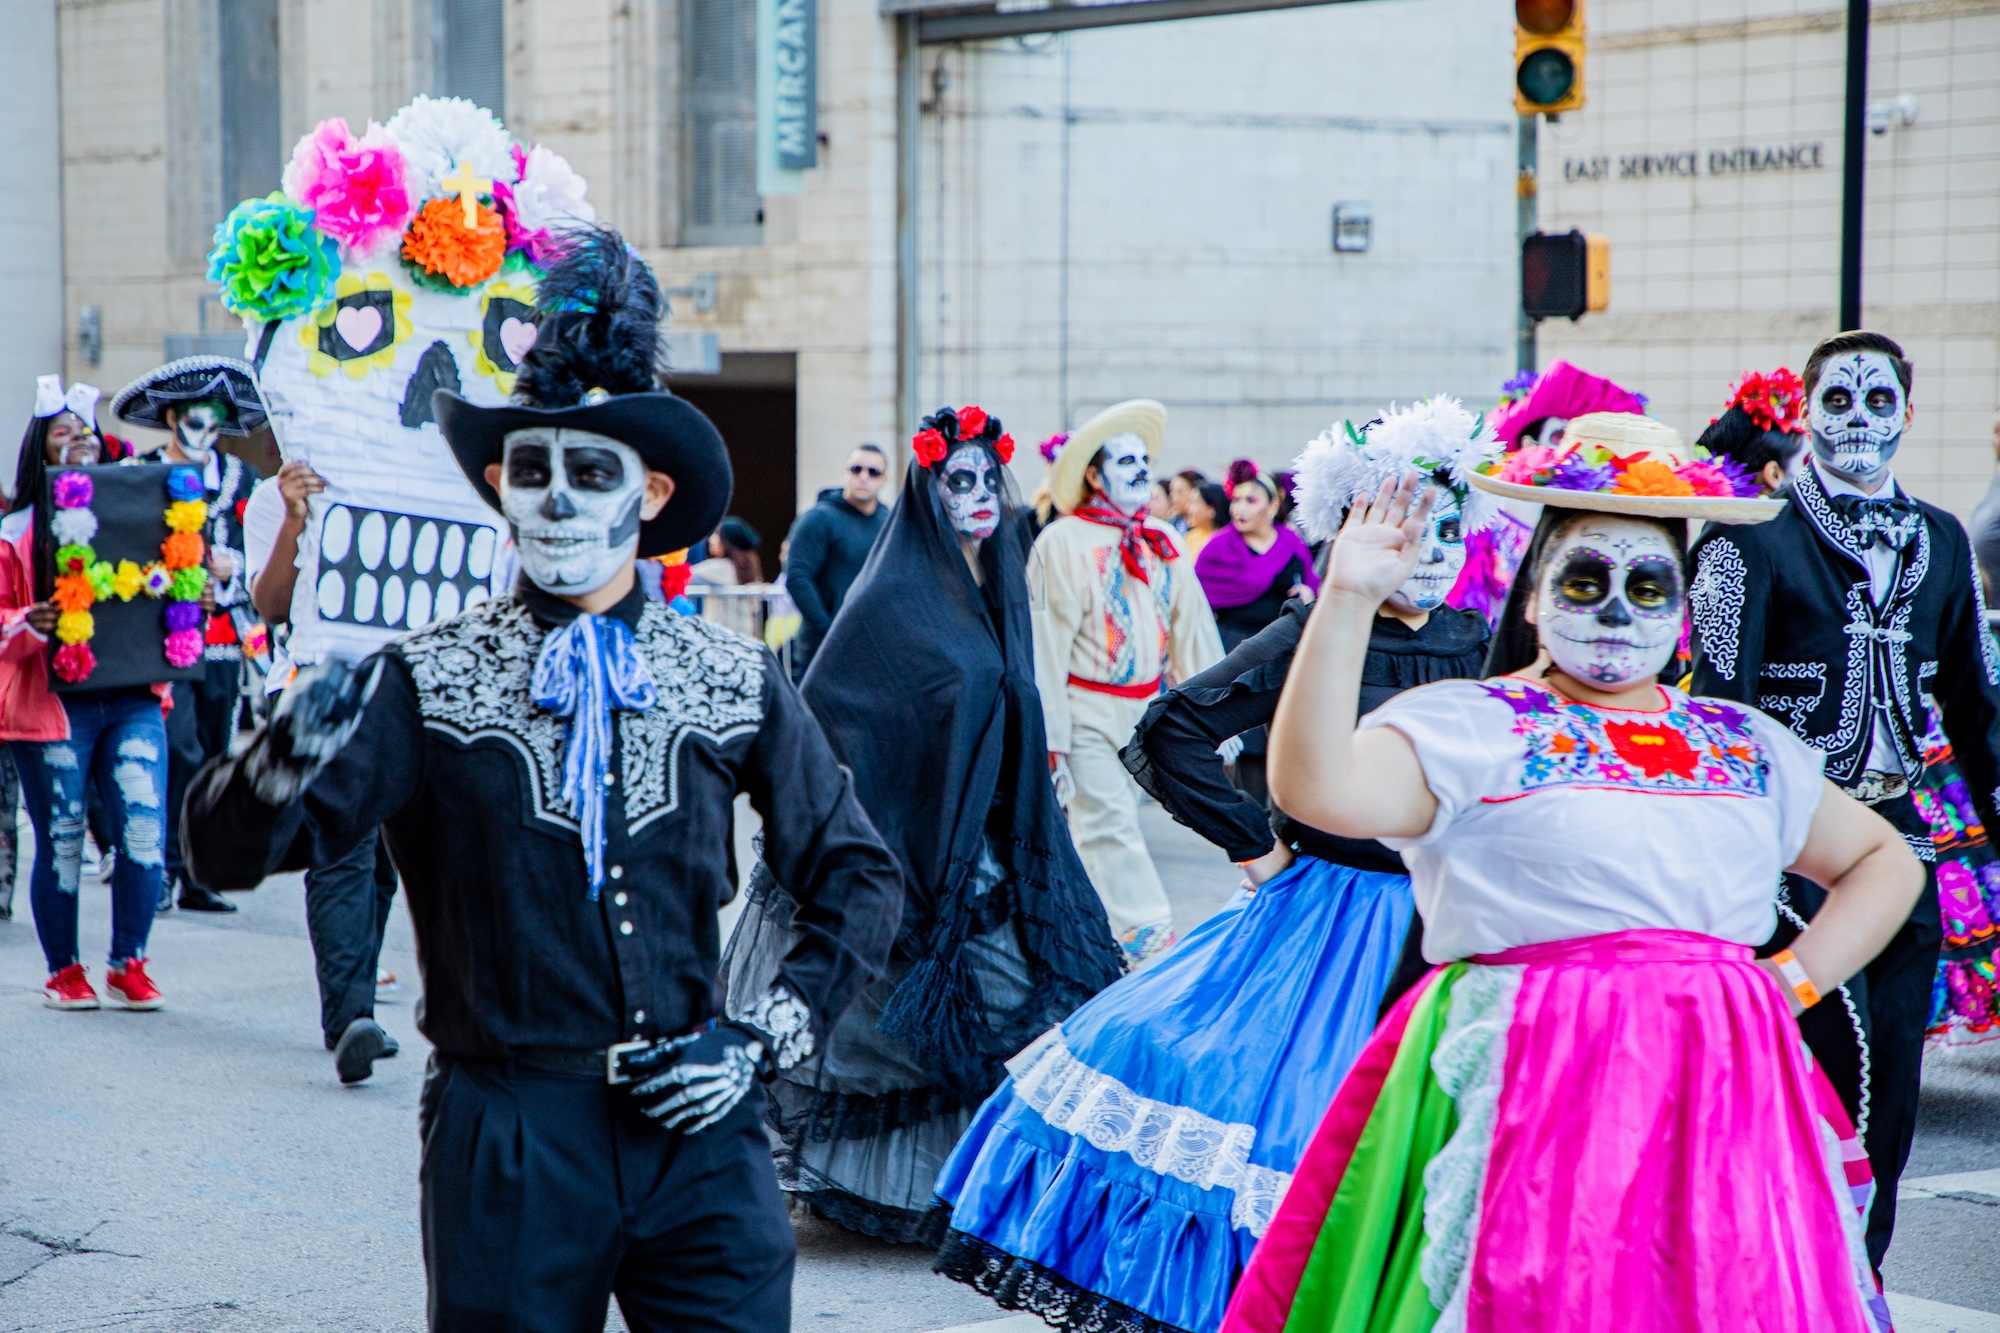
[
  {"left": 1324, "top": 474, "right": 1434, "bottom": 607},
  {"left": 241, "top": 657, "right": 385, "bottom": 805}
]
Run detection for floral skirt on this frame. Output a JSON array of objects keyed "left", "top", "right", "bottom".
[
  {"left": 931, "top": 856, "right": 1415, "bottom": 1333},
  {"left": 1914, "top": 708, "right": 2000, "bottom": 1047},
  {"left": 1221, "top": 930, "right": 1889, "bottom": 1333}
]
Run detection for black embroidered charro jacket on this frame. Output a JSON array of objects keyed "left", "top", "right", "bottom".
[
  {"left": 1688, "top": 458, "right": 2000, "bottom": 840},
  {"left": 185, "top": 582, "right": 902, "bottom": 1060}
]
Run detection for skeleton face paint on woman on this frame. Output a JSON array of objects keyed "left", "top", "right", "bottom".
[
  {"left": 938, "top": 444, "right": 1001, "bottom": 540},
  {"left": 1090, "top": 433, "right": 1152, "bottom": 516},
  {"left": 1382, "top": 487, "right": 1466, "bottom": 616},
  {"left": 1534, "top": 517, "right": 1684, "bottom": 688},
  {"left": 170, "top": 401, "right": 226, "bottom": 464},
  {"left": 1809, "top": 351, "right": 1907, "bottom": 486},
  {"left": 499, "top": 427, "right": 646, "bottom": 595}
]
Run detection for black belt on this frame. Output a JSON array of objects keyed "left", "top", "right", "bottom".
[{"left": 510, "top": 1022, "right": 713, "bottom": 1084}]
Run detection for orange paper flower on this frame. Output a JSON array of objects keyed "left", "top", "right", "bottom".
[
  {"left": 402, "top": 197, "right": 507, "bottom": 288},
  {"left": 162, "top": 531, "right": 206, "bottom": 571},
  {"left": 1611, "top": 459, "right": 1695, "bottom": 498},
  {"left": 52, "top": 573, "right": 95, "bottom": 613}
]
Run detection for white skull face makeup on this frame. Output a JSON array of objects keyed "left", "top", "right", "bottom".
[
  {"left": 1093, "top": 433, "right": 1152, "bottom": 516},
  {"left": 938, "top": 444, "right": 1001, "bottom": 540},
  {"left": 173, "top": 401, "right": 226, "bottom": 463},
  {"left": 499, "top": 427, "right": 647, "bottom": 596},
  {"left": 1809, "top": 351, "right": 1907, "bottom": 485},
  {"left": 1382, "top": 487, "right": 1466, "bottom": 615},
  {"left": 1535, "top": 517, "right": 1684, "bottom": 688}
]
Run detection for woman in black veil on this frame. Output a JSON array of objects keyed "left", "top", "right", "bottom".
[{"left": 724, "top": 404, "right": 1123, "bottom": 1242}]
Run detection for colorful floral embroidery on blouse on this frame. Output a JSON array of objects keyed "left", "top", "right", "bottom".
[{"left": 1480, "top": 679, "right": 1771, "bottom": 800}]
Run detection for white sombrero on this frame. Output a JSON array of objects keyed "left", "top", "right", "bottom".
[
  {"left": 1467, "top": 412, "right": 1785, "bottom": 524},
  {"left": 1050, "top": 398, "right": 1167, "bottom": 515}
]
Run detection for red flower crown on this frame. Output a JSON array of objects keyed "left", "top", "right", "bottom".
[
  {"left": 1727, "top": 368, "right": 1806, "bottom": 435},
  {"left": 912, "top": 404, "right": 1015, "bottom": 468}
]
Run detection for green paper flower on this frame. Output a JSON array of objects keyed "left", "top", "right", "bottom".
[
  {"left": 171, "top": 565, "right": 210, "bottom": 602},
  {"left": 54, "top": 543, "right": 95, "bottom": 573},
  {"left": 207, "top": 193, "right": 339, "bottom": 322},
  {"left": 86, "top": 561, "right": 115, "bottom": 600}
]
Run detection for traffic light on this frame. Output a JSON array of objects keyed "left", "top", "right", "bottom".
[
  {"left": 1522, "top": 230, "right": 1609, "bottom": 320},
  {"left": 1515, "top": 0, "right": 1585, "bottom": 115}
]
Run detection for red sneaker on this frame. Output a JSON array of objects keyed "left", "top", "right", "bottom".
[
  {"left": 43, "top": 963, "right": 100, "bottom": 1010},
  {"left": 104, "top": 958, "right": 164, "bottom": 1010}
]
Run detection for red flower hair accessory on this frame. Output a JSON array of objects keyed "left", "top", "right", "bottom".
[
  {"left": 1727, "top": 368, "right": 1806, "bottom": 435},
  {"left": 911, "top": 428, "right": 949, "bottom": 467},
  {"left": 957, "top": 405, "right": 989, "bottom": 437},
  {"left": 912, "top": 404, "right": 1010, "bottom": 469},
  {"left": 995, "top": 433, "right": 1015, "bottom": 464}
]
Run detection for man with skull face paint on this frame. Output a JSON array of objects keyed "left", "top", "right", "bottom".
[
  {"left": 184, "top": 230, "right": 902, "bottom": 1330},
  {"left": 724, "top": 404, "right": 1121, "bottom": 1242},
  {"left": 1690, "top": 331, "right": 2000, "bottom": 1268},
  {"left": 110, "top": 358, "right": 267, "bottom": 914},
  {"left": 1031, "top": 400, "right": 1223, "bottom": 966}
]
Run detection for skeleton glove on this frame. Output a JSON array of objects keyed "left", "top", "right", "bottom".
[
  {"left": 242, "top": 658, "right": 385, "bottom": 805},
  {"left": 627, "top": 986, "right": 816, "bottom": 1134}
]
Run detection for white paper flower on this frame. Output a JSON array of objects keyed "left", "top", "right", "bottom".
[
  {"left": 507, "top": 145, "right": 595, "bottom": 236},
  {"left": 51, "top": 507, "right": 99, "bottom": 547},
  {"left": 1292, "top": 396, "right": 1502, "bottom": 543},
  {"left": 383, "top": 96, "right": 519, "bottom": 203}
]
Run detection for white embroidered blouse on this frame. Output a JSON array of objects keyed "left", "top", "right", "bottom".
[{"left": 1362, "top": 677, "right": 1827, "bottom": 963}]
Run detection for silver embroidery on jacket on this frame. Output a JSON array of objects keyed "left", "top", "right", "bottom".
[
  {"left": 399, "top": 596, "right": 765, "bottom": 833},
  {"left": 1689, "top": 540, "right": 1747, "bottom": 681},
  {"left": 1756, "top": 662, "right": 1827, "bottom": 733}
]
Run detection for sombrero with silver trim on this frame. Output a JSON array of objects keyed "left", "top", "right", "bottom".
[
  {"left": 1050, "top": 398, "right": 1167, "bottom": 515},
  {"left": 1467, "top": 412, "right": 1785, "bottom": 524},
  {"left": 109, "top": 355, "right": 270, "bottom": 437}
]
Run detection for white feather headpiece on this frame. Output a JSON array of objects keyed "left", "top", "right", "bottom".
[{"left": 1290, "top": 396, "right": 1503, "bottom": 543}]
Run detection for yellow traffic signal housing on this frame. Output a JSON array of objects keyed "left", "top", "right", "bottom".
[
  {"left": 1585, "top": 232, "right": 1610, "bottom": 311},
  {"left": 1515, "top": 0, "right": 1586, "bottom": 115},
  {"left": 1523, "top": 229, "right": 1610, "bottom": 321}
]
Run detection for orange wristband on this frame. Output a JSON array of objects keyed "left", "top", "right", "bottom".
[{"left": 1771, "top": 949, "right": 1822, "bottom": 1010}]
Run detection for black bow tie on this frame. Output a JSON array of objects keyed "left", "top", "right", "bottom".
[{"left": 1827, "top": 490, "right": 1921, "bottom": 550}]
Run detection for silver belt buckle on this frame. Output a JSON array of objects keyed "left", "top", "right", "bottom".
[
  {"left": 606, "top": 1039, "right": 649, "bottom": 1085},
  {"left": 1842, "top": 770, "right": 1909, "bottom": 804}
]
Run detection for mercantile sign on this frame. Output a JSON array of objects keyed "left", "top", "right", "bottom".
[{"left": 1563, "top": 141, "right": 1827, "bottom": 183}]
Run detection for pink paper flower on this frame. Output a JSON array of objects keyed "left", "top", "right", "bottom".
[
  {"left": 163, "top": 627, "right": 204, "bottom": 669},
  {"left": 1675, "top": 460, "right": 1736, "bottom": 498},
  {"left": 52, "top": 472, "right": 93, "bottom": 510},
  {"left": 283, "top": 118, "right": 414, "bottom": 254},
  {"left": 1494, "top": 445, "right": 1558, "bottom": 485}
]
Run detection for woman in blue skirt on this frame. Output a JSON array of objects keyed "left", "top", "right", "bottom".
[{"left": 928, "top": 398, "right": 1499, "bottom": 1333}]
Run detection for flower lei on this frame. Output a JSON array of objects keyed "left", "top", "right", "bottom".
[
  {"left": 1727, "top": 367, "right": 1806, "bottom": 435},
  {"left": 1481, "top": 440, "right": 1760, "bottom": 501},
  {"left": 48, "top": 469, "right": 212, "bottom": 685},
  {"left": 911, "top": 404, "right": 1015, "bottom": 468}
]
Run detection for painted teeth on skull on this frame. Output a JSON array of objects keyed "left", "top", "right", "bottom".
[
  {"left": 1091, "top": 433, "right": 1152, "bottom": 516},
  {"left": 939, "top": 443, "right": 1002, "bottom": 540},
  {"left": 499, "top": 427, "right": 648, "bottom": 595},
  {"left": 172, "top": 400, "right": 226, "bottom": 464},
  {"left": 1809, "top": 350, "right": 1906, "bottom": 486},
  {"left": 1535, "top": 520, "right": 1684, "bottom": 688},
  {"left": 1384, "top": 486, "right": 1466, "bottom": 614}
]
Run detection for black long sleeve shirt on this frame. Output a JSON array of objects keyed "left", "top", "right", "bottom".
[
  {"left": 185, "top": 582, "right": 902, "bottom": 1059},
  {"left": 1122, "top": 600, "right": 1489, "bottom": 874}
]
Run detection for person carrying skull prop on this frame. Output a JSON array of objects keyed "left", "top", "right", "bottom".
[
  {"left": 183, "top": 228, "right": 901, "bottom": 1331},
  {"left": 1689, "top": 329, "right": 2000, "bottom": 1274},
  {"left": 1031, "top": 399, "right": 1223, "bottom": 966}
]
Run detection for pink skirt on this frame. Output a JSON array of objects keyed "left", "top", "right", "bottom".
[{"left": 1221, "top": 929, "right": 1888, "bottom": 1333}]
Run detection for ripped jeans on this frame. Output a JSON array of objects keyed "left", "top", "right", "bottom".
[{"left": 12, "top": 688, "right": 170, "bottom": 971}]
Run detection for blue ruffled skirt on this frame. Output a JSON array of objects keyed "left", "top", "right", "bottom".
[{"left": 930, "top": 855, "right": 1414, "bottom": 1333}]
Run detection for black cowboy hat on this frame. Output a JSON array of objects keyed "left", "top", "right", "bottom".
[
  {"left": 109, "top": 355, "right": 269, "bottom": 436},
  {"left": 434, "top": 389, "right": 733, "bottom": 558}
]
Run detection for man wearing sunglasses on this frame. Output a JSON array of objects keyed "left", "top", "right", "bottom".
[{"left": 783, "top": 443, "right": 890, "bottom": 678}]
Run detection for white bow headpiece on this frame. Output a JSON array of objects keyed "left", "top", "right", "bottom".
[{"left": 34, "top": 375, "right": 100, "bottom": 430}]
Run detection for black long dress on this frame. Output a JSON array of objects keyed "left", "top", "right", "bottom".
[{"left": 724, "top": 445, "right": 1123, "bottom": 1243}]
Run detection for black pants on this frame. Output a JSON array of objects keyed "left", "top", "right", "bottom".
[
  {"left": 307, "top": 829, "right": 398, "bottom": 1047},
  {"left": 1761, "top": 792, "right": 1942, "bottom": 1271},
  {"left": 165, "top": 660, "right": 240, "bottom": 885},
  {"left": 419, "top": 1056, "right": 795, "bottom": 1332}
]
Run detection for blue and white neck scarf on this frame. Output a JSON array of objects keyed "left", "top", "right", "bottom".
[{"left": 531, "top": 614, "right": 659, "bottom": 899}]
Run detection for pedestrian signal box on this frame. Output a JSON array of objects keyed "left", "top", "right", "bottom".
[
  {"left": 1522, "top": 230, "right": 1610, "bottom": 321},
  {"left": 1515, "top": 0, "right": 1586, "bottom": 115}
]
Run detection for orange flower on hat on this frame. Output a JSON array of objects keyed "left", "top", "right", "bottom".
[
  {"left": 162, "top": 531, "right": 206, "bottom": 571},
  {"left": 402, "top": 197, "right": 507, "bottom": 289},
  {"left": 1611, "top": 459, "right": 1695, "bottom": 498}
]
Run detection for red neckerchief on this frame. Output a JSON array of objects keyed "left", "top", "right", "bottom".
[{"left": 1073, "top": 496, "right": 1180, "bottom": 584}]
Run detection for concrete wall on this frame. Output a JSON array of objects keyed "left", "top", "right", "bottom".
[
  {"left": 1536, "top": 0, "right": 2000, "bottom": 516},
  {"left": 0, "top": 0, "right": 64, "bottom": 484}
]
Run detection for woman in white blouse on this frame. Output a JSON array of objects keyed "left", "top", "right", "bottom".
[{"left": 1224, "top": 469, "right": 1920, "bottom": 1333}]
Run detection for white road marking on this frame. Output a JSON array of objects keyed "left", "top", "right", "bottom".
[
  {"left": 1899, "top": 1168, "right": 2000, "bottom": 1201},
  {"left": 1886, "top": 1293, "right": 2000, "bottom": 1332}
]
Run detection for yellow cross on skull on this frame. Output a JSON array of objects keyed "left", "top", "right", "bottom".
[{"left": 440, "top": 160, "right": 492, "bottom": 229}]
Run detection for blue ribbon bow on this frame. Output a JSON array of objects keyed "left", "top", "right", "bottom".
[{"left": 531, "top": 615, "right": 659, "bottom": 899}]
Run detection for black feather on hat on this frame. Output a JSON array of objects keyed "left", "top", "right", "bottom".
[{"left": 434, "top": 226, "right": 732, "bottom": 557}]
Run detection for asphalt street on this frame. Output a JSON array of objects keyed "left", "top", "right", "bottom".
[{"left": 0, "top": 797, "right": 1994, "bottom": 1332}]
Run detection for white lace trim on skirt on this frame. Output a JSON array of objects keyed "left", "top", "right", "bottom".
[
  {"left": 1006, "top": 1028, "right": 1293, "bottom": 1236},
  {"left": 1418, "top": 963, "right": 1523, "bottom": 1332}
]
